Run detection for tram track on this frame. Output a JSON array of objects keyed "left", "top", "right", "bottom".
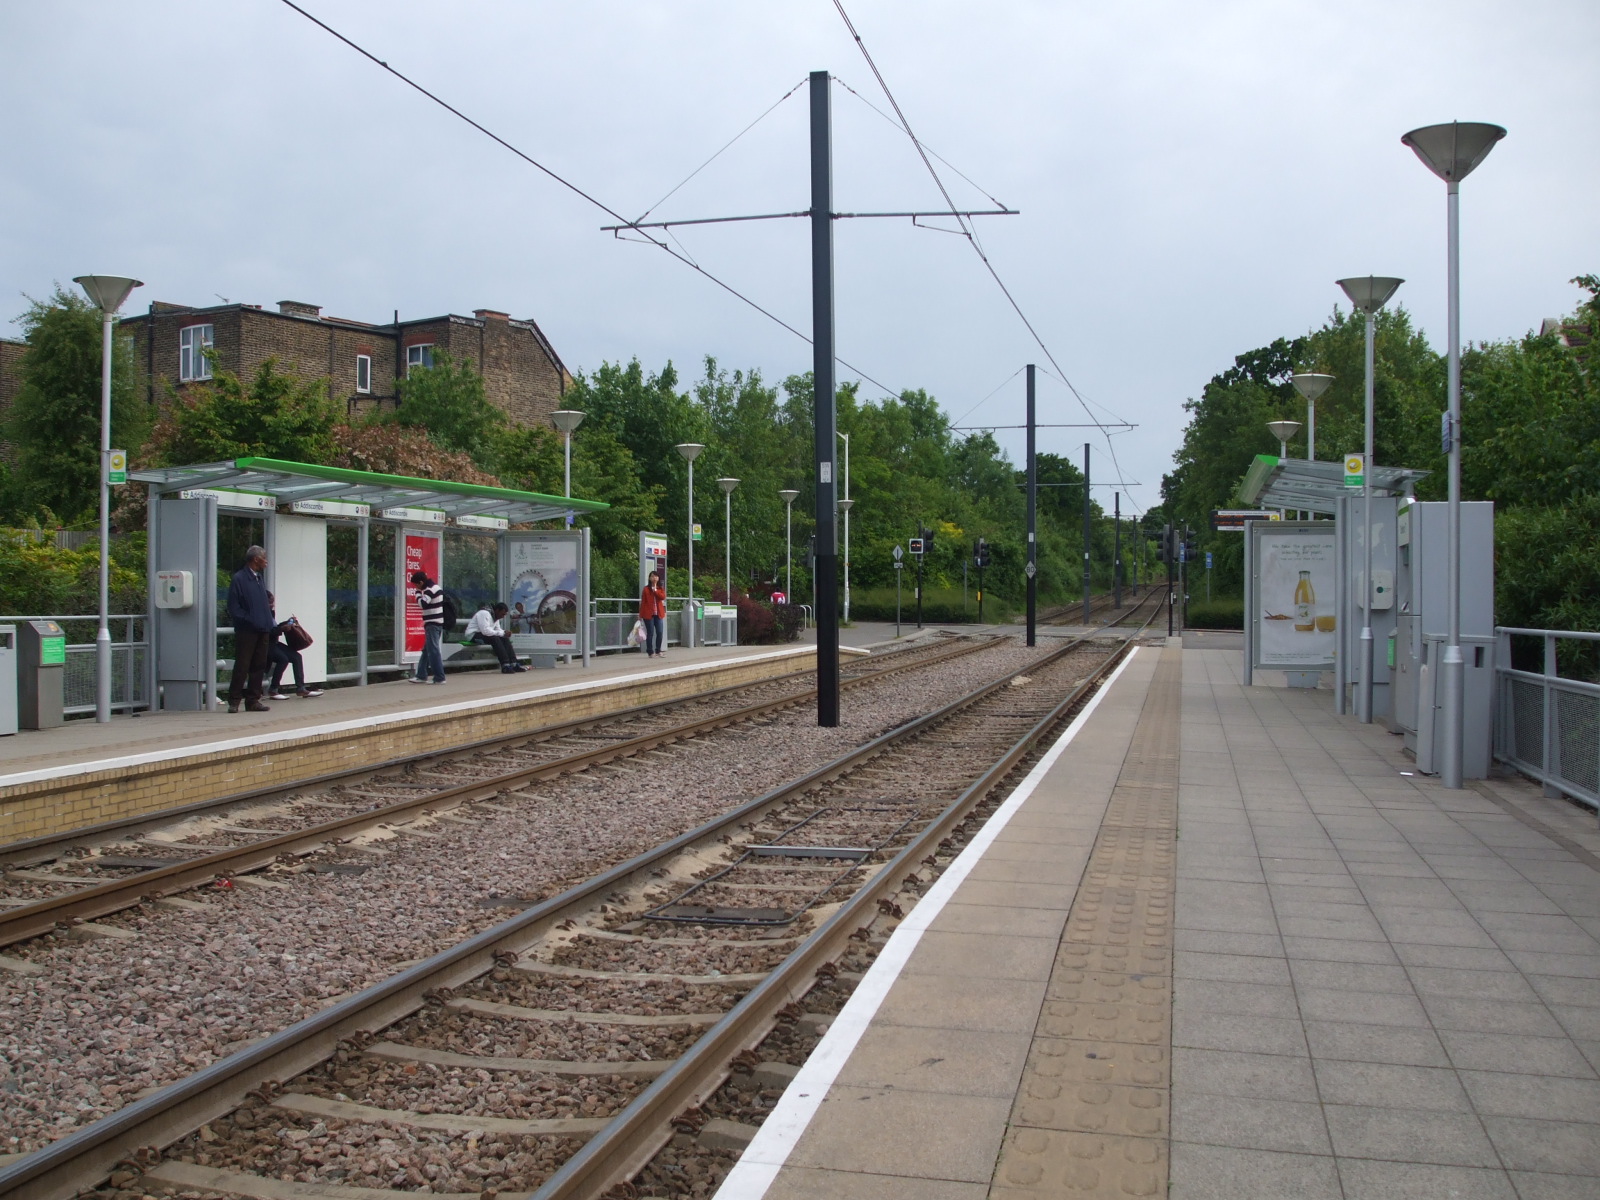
[
  {"left": 0, "top": 602, "right": 1159, "bottom": 1200},
  {"left": 0, "top": 635, "right": 998, "bottom": 951}
]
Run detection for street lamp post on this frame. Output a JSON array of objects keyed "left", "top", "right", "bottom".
[
  {"left": 1266, "top": 421, "right": 1302, "bottom": 522},
  {"left": 779, "top": 489, "right": 799, "bottom": 605},
  {"left": 1337, "top": 276, "right": 1404, "bottom": 726},
  {"left": 675, "top": 444, "right": 705, "bottom": 648},
  {"left": 1290, "top": 373, "right": 1334, "bottom": 464},
  {"left": 73, "top": 274, "right": 142, "bottom": 725},
  {"left": 717, "top": 478, "right": 739, "bottom": 604},
  {"left": 837, "top": 432, "right": 851, "bottom": 622},
  {"left": 549, "top": 410, "right": 585, "bottom": 498},
  {"left": 1403, "top": 120, "right": 1505, "bottom": 789}
]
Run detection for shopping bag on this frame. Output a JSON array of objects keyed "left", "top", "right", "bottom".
[
  {"left": 284, "top": 618, "right": 314, "bottom": 652},
  {"left": 628, "top": 619, "right": 645, "bottom": 647}
]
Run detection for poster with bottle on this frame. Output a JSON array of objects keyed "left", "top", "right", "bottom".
[
  {"left": 401, "top": 533, "right": 441, "bottom": 661},
  {"left": 1253, "top": 526, "right": 1336, "bottom": 669},
  {"left": 506, "top": 533, "right": 584, "bottom": 652}
]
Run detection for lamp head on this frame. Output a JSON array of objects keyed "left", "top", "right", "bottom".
[
  {"left": 778, "top": 488, "right": 800, "bottom": 503},
  {"left": 73, "top": 275, "right": 143, "bottom": 314},
  {"left": 717, "top": 477, "right": 740, "bottom": 494},
  {"left": 1337, "top": 276, "right": 1404, "bottom": 316},
  {"left": 1401, "top": 121, "right": 1506, "bottom": 184},
  {"left": 675, "top": 442, "right": 705, "bottom": 463},
  {"left": 837, "top": 498, "right": 854, "bottom": 512},
  {"left": 1266, "top": 420, "right": 1302, "bottom": 446},
  {"left": 1291, "top": 372, "right": 1334, "bottom": 403},
  {"left": 549, "top": 409, "right": 586, "bottom": 435}
]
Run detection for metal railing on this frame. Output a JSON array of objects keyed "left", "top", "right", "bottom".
[
  {"left": 1494, "top": 626, "right": 1600, "bottom": 812},
  {"left": 589, "top": 597, "right": 738, "bottom": 653},
  {"left": 1, "top": 614, "right": 151, "bottom": 716}
]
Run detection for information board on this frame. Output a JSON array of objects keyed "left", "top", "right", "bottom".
[
  {"left": 1249, "top": 521, "right": 1337, "bottom": 671},
  {"left": 506, "top": 532, "right": 586, "bottom": 654}
]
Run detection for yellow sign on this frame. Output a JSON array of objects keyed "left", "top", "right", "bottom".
[
  {"left": 1343, "top": 453, "right": 1364, "bottom": 488},
  {"left": 106, "top": 449, "right": 128, "bottom": 486}
]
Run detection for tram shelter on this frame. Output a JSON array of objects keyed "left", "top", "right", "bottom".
[{"left": 132, "top": 458, "right": 609, "bottom": 710}]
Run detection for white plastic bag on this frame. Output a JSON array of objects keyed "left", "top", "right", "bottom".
[{"left": 628, "top": 619, "right": 646, "bottom": 647}]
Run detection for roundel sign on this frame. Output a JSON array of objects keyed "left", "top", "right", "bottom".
[{"left": 1343, "top": 453, "right": 1365, "bottom": 488}]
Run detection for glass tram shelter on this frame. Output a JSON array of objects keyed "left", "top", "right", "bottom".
[
  {"left": 1236, "top": 455, "right": 1498, "bottom": 778},
  {"left": 132, "top": 458, "right": 609, "bottom": 710}
]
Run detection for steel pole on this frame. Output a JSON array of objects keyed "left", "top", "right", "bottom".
[
  {"left": 96, "top": 309, "right": 113, "bottom": 724},
  {"left": 724, "top": 488, "right": 732, "bottom": 603},
  {"left": 685, "top": 459, "right": 694, "bottom": 649},
  {"left": 1441, "top": 181, "right": 1464, "bottom": 787},
  {"left": 1359, "top": 308, "right": 1377, "bottom": 724},
  {"left": 1026, "top": 364, "right": 1037, "bottom": 646},
  {"left": 1082, "top": 443, "right": 1091, "bottom": 624},
  {"left": 809, "top": 70, "right": 840, "bottom": 727},
  {"left": 1114, "top": 492, "right": 1122, "bottom": 610},
  {"left": 785, "top": 501, "right": 793, "bottom": 602},
  {"left": 563, "top": 431, "right": 572, "bottom": 498},
  {"left": 841, "top": 433, "right": 850, "bottom": 624}
]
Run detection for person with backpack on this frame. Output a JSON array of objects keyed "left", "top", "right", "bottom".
[{"left": 410, "top": 570, "right": 447, "bottom": 684}]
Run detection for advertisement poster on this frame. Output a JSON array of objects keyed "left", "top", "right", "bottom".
[
  {"left": 638, "top": 531, "right": 667, "bottom": 593},
  {"left": 507, "top": 534, "right": 582, "bottom": 652},
  {"left": 401, "top": 533, "right": 440, "bottom": 660},
  {"left": 1253, "top": 526, "right": 1336, "bottom": 669}
]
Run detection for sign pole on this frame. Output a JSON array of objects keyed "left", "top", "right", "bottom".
[
  {"left": 1026, "top": 363, "right": 1037, "bottom": 646},
  {"left": 809, "top": 70, "right": 840, "bottom": 726},
  {"left": 1082, "top": 442, "right": 1092, "bottom": 624}
]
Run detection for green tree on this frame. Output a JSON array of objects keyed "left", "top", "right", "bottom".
[
  {"left": 389, "top": 349, "right": 506, "bottom": 466},
  {"left": 6, "top": 287, "right": 148, "bottom": 524},
  {"left": 148, "top": 358, "right": 343, "bottom": 465}
]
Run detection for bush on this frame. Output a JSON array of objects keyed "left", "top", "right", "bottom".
[
  {"left": 847, "top": 584, "right": 1016, "bottom": 625},
  {"left": 711, "top": 588, "right": 801, "bottom": 645},
  {"left": 0, "top": 532, "right": 146, "bottom": 616},
  {"left": 1184, "top": 598, "right": 1243, "bottom": 630}
]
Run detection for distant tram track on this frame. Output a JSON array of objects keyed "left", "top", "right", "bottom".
[{"left": 0, "top": 634, "right": 998, "bottom": 951}]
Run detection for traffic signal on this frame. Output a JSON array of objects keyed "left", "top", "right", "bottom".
[
  {"left": 1183, "top": 532, "right": 1198, "bottom": 563},
  {"left": 1157, "top": 524, "right": 1174, "bottom": 563},
  {"left": 908, "top": 537, "right": 925, "bottom": 556},
  {"left": 808, "top": 534, "right": 817, "bottom": 568},
  {"left": 974, "top": 538, "right": 990, "bottom": 568},
  {"left": 919, "top": 525, "right": 936, "bottom": 553}
]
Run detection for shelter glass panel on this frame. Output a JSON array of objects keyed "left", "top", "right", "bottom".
[
  {"left": 215, "top": 514, "right": 266, "bottom": 629},
  {"left": 367, "top": 523, "right": 396, "bottom": 668},
  {"left": 327, "top": 524, "right": 359, "bottom": 676},
  {"left": 444, "top": 530, "right": 499, "bottom": 619}
]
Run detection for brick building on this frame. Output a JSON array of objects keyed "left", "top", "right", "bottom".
[{"left": 116, "top": 298, "right": 572, "bottom": 425}]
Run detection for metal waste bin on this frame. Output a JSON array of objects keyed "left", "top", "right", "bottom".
[
  {"left": 0, "top": 625, "right": 16, "bottom": 735},
  {"left": 19, "top": 619, "right": 66, "bottom": 730}
]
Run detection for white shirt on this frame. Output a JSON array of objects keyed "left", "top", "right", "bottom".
[{"left": 465, "top": 609, "right": 504, "bottom": 638}]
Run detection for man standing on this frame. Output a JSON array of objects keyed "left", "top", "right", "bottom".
[
  {"left": 225, "top": 545, "right": 274, "bottom": 713},
  {"left": 411, "top": 570, "right": 447, "bottom": 684}
]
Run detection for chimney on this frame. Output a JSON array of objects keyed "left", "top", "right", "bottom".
[
  {"left": 278, "top": 301, "right": 322, "bottom": 319},
  {"left": 474, "top": 309, "right": 510, "bottom": 322}
]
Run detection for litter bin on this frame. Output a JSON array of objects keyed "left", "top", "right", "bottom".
[
  {"left": 0, "top": 625, "right": 16, "bottom": 735},
  {"left": 19, "top": 619, "right": 66, "bottom": 730}
]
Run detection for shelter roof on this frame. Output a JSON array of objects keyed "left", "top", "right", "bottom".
[
  {"left": 131, "top": 457, "right": 608, "bottom": 524},
  {"left": 1236, "top": 455, "right": 1430, "bottom": 516}
]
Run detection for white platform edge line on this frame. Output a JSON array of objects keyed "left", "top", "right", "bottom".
[
  {"left": 711, "top": 646, "right": 1143, "bottom": 1199},
  {"left": 0, "top": 647, "right": 814, "bottom": 790}
]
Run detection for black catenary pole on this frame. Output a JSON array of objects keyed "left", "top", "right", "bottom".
[
  {"left": 1166, "top": 523, "right": 1175, "bottom": 637},
  {"left": 1026, "top": 363, "right": 1037, "bottom": 647},
  {"left": 809, "top": 70, "right": 839, "bottom": 727},
  {"left": 1081, "top": 442, "right": 1092, "bottom": 624},
  {"left": 1113, "top": 492, "right": 1122, "bottom": 610},
  {"left": 915, "top": 524, "right": 924, "bottom": 630}
]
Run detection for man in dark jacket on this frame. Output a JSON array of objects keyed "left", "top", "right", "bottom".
[{"left": 226, "top": 545, "right": 274, "bottom": 713}]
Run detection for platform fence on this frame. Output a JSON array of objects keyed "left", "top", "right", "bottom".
[
  {"left": 590, "top": 597, "right": 737, "bottom": 653},
  {"left": 0, "top": 614, "right": 151, "bottom": 716},
  {"left": 1495, "top": 626, "right": 1600, "bottom": 811}
]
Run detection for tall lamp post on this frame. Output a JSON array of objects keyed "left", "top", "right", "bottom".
[
  {"left": 837, "top": 498, "right": 853, "bottom": 622},
  {"left": 549, "top": 410, "right": 585, "bottom": 497},
  {"left": 1290, "top": 373, "right": 1334, "bottom": 464},
  {"left": 1337, "top": 276, "right": 1404, "bottom": 726},
  {"left": 74, "top": 274, "right": 142, "bottom": 725},
  {"left": 717, "top": 477, "right": 739, "bottom": 603},
  {"left": 675, "top": 443, "right": 705, "bottom": 648},
  {"left": 779, "top": 488, "right": 799, "bottom": 604},
  {"left": 1266, "top": 421, "right": 1302, "bottom": 521},
  {"left": 1403, "top": 120, "right": 1505, "bottom": 789}
]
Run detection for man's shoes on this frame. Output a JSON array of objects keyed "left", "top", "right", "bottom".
[
  {"left": 267, "top": 691, "right": 290, "bottom": 701},
  {"left": 245, "top": 701, "right": 271, "bottom": 713},
  {"left": 501, "top": 664, "right": 516, "bottom": 673},
  {"left": 227, "top": 701, "right": 240, "bottom": 714},
  {"left": 512, "top": 664, "right": 527, "bottom": 672},
  {"left": 297, "top": 688, "right": 324, "bottom": 698},
  {"left": 408, "top": 677, "right": 429, "bottom": 684}
]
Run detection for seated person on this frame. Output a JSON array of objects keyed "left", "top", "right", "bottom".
[
  {"left": 266, "top": 592, "right": 324, "bottom": 700},
  {"left": 465, "top": 602, "right": 525, "bottom": 673}
]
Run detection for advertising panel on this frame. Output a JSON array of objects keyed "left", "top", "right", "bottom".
[
  {"left": 639, "top": 531, "right": 667, "bottom": 593},
  {"left": 401, "top": 532, "right": 441, "bottom": 661},
  {"left": 1250, "top": 523, "right": 1337, "bottom": 671},
  {"left": 507, "top": 533, "right": 584, "bottom": 653}
]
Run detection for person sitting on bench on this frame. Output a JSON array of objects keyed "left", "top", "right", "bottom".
[{"left": 465, "top": 602, "right": 525, "bottom": 673}]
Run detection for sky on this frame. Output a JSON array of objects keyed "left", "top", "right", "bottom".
[{"left": 3, "top": 0, "right": 1596, "bottom": 518}]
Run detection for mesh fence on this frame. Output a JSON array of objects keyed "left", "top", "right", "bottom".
[
  {"left": 62, "top": 644, "right": 149, "bottom": 714},
  {"left": 1506, "top": 677, "right": 1546, "bottom": 772},
  {"left": 1554, "top": 686, "right": 1599, "bottom": 798}
]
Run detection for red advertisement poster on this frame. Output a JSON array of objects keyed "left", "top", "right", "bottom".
[{"left": 403, "top": 534, "right": 441, "bottom": 657}]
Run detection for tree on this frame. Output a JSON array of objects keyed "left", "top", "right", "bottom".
[
  {"left": 6, "top": 286, "right": 148, "bottom": 524},
  {"left": 146, "top": 358, "right": 343, "bottom": 466},
  {"left": 389, "top": 349, "right": 506, "bottom": 466}
]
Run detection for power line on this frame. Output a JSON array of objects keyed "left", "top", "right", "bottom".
[{"left": 276, "top": 0, "right": 901, "bottom": 398}]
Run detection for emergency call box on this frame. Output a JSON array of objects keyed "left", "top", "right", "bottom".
[{"left": 156, "top": 570, "right": 195, "bottom": 609}]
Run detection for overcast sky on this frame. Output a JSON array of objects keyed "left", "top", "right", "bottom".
[{"left": 3, "top": 1, "right": 1596, "bottom": 516}]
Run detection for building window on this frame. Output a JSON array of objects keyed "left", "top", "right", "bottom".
[
  {"left": 179, "top": 324, "right": 213, "bottom": 382},
  {"left": 356, "top": 354, "right": 372, "bottom": 394},
  {"left": 406, "top": 344, "right": 434, "bottom": 376}
]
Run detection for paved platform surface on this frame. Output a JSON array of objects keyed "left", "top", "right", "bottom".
[
  {"left": 715, "top": 645, "right": 1600, "bottom": 1200},
  {"left": 0, "top": 642, "right": 812, "bottom": 784}
]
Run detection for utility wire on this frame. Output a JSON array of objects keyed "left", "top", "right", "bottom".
[
  {"left": 276, "top": 0, "right": 900, "bottom": 398},
  {"left": 829, "top": 0, "right": 1142, "bottom": 505}
]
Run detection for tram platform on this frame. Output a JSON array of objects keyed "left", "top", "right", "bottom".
[
  {"left": 716, "top": 644, "right": 1600, "bottom": 1200},
  {"left": 0, "top": 642, "right": 852, "bottom": 848}
]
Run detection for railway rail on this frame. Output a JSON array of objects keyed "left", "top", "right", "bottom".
[
  {"left": 0, "top": 597, "right": 1159, "bottom": 1200},
  {"left": 0, "top": 634, "right": 997, "bottom": 951}
]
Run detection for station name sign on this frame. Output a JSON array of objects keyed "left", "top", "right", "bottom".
[
  {"left": 1212, "top": 509, "right": 1280, "bottom": 532},
  {"left": 455, "top": 513, "right": 509, "bottom": 531},
  {"left": 178, "top": 488, "right": 275, "bottom": 512},
  {"left": 290, "top": 498, "right": 370, "bottom": 518},
  {"left": 380, "top": 506, "right": 447, "bottom": 525}
]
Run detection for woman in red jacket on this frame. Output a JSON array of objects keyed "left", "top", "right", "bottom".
[{"left": 639, "top": 570, "right": 667, "bottom": 658}]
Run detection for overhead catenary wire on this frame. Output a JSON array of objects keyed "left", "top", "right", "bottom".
[
  {"left": 829, "top": 0, "right": 1144, "bottom": 509},
  {"left": 275, "top": 0, "right": 902, "bottom": 399}
]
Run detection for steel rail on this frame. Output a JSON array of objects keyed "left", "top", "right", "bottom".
[
  {"left": 530, "top": 628, "right": 1149, "bottom": 1198},
  {"left": 0, "top": 630, "right": 1116, "bottom": 1200},
  {"left": 0, "top": 637, "right": 997, "bottom": 949}
]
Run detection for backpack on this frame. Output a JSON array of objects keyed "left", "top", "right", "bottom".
[{"left": 441, "top": 593, "right": 459, "bottom": 635}]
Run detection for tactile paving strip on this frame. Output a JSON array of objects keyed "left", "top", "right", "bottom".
[{"left": 990, "top": 649, "right": 1180, "bottom": 1198}]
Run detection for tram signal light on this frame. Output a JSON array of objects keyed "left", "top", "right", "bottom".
[
  {"left": 908, "top": 537, "right": 925, "bottom": 556},
  {"left": 974, "top": 538, "right": 990, "bottom": 568}
]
